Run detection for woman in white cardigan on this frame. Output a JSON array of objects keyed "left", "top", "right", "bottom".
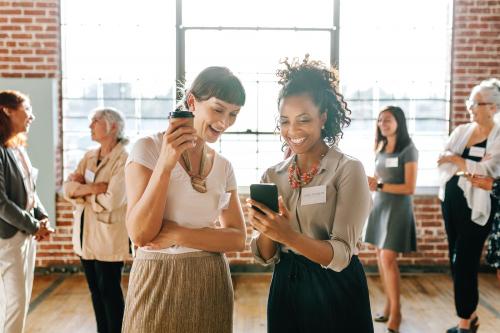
[{"left": 438, "top": 78, "right": 500, "bottom": 333}]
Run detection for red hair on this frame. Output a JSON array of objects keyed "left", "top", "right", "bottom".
[{"left": 0, "top": 90, "right": 29, "bottom": 147}]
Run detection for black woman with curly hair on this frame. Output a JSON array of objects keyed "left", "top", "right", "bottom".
[{"left": 247, "top": 56, "right": 374, "bottom": 332}]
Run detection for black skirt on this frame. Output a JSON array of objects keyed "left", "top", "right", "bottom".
[{"left": 267, "top": 251, "right": 373, "bottom": 333}]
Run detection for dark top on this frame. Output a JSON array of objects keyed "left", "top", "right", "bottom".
[{"left": 0, "top": 145, "right": 48, "bottom": 238}]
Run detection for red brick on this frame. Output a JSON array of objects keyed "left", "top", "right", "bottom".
[
  {"left": 1, "top": 72, "right": 22, "bottom": 77},
  {"left": 35, "top": 2, "right": 58, "bottom": 8},
  {"left": 0, "top": 25, "right": 21, "bottom": 30},
  {"left": 12, "top": 2, "right": 35, "bottom": 8},
  {"left": 0, "top": 9, "right": 22, "bottom": 15},
  {"left": 23, "top": 9, "right": 45, "bottom": 15},
  {"left": 10, "top": 17, "right": 32, "bottom": 23}
]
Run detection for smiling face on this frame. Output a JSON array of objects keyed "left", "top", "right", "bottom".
[
  {"left": 7, "top": 101, "right": 35, "bottom": 134},
  {"left": 279, "top": 94, "right": 327, "bottom": 154},
  {"left": 467, "top": 91, "right": 497, "bottom": 125},
  {"left": 377, "top": 111, "right": 398, "bottom": 138},
  {"left": 188, "top": 95, "right": 241, "bottom": 143}
]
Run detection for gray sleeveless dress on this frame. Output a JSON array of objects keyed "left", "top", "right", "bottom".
[{"left": 364, "top": 143, "right": 418, "bottom": 252}]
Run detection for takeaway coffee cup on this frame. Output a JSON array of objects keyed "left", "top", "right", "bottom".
[{"left": 168, "top": 109, "right": 194, "bottom": 128}]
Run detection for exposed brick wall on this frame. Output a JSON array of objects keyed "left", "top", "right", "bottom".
[
  {"left": 1, "top": 0, "right": 498, "bottom": 268},
  {"left": 39, "top": 195, "right": 448, "bottom": 268},
  {"left": 0, "top": 0, "right": 59, "bottom": 79},
  {"left": 451, "top": 0, "right": 500, "bottom": 129}
]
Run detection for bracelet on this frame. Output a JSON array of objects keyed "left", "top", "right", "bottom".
[{"left": 377, "top": 182, "right": 384, "bottom": 191}]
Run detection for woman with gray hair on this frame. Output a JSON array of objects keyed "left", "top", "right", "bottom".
[
  {"left": 438, "top": 78, "right": 500, "bottom": 332},
  {"left": 63, "top": 107, "right": 130, "bottom": 333}
]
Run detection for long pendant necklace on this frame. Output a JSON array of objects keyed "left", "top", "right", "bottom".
[{"left": 181, "top": 144, "right": 208, "bottom": 193}]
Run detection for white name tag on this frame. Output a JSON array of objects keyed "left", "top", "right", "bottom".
[
  {"left": 468, "top": 146, "right": 486, "bottom": 158},
  {"left": 301, "top": 185, "right": 326, "bottom": 206},
  {"left": 32, "top": 167, "right": 39, "bottom": 185},
  {"left": 385, "top": 157, "right": 399, "bottom": 168},
  {"left": 218, "top": 192, "right": 231, "bottom": 210},
  {"left": 84, "top": 169, "right": 95, "bottom": 184}
]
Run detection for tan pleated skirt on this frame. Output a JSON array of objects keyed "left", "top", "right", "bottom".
[{"left": 122, "top": 250, "right": 233, "bottom": 333}]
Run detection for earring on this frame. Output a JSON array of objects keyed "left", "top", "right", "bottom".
[{"left": 321, "top": 125, "right": 325, "bottom": 130}]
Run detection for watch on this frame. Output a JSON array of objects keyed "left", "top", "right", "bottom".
[{"left": 376, "top": 182, "right": 384, "bottom": 191}]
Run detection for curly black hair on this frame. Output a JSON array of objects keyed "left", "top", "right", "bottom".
[{"left": 276, "top": 54, "right": 351, "bottom": 147}]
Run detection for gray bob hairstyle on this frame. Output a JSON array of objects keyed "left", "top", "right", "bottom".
[{"left": 89, "top": 107, "right": 129, "bottom": 145}]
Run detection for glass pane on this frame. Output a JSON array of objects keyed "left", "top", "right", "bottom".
[
  {"left": 61, "top": 0, "right": 176, "bottom": 174},
  {"left": 185, "top": 29, "right": 330, "bottom": 133},
  {"left": 63, "top": 99, "right": 99, "bottom": 117},
  {"left": 182, "top": 0, "right": 334, "bottom": 28}
]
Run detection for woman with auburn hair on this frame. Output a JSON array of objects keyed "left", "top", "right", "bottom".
[{"left": 0, "top": 90, "right": 54, "bottom": 333}]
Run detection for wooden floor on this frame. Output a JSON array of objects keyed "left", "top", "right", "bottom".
[{"left": 26, "top": 273, "right": 500, "bottom": 333}]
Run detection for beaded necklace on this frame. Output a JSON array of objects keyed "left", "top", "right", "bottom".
[{"left": 287, "top": 155, "right": 320, "bottom": 189}]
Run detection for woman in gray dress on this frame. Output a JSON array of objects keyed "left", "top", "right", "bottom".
[{"left": 365, "top": 106, "right": 418, "bottom": 333}]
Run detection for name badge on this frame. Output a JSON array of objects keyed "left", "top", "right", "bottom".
[
  {"left": 32, "top": 167, "right": 39, "bottom": 185},
  {"left": 84, "top": 169, "right": 95, "bottom": 184},
  {"left": 301, "top": 185, "right": 326, "bottom": 206},
  {"left": 468, "top": 146, "right": 486, "bottom": 158},
  {"left": 385, "top": 157, "right": 398, "bottom": 168},
  {"left": 218, "top": 192, "right": 231, "bottom": 210}
]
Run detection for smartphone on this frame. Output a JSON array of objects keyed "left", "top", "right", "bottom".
[{"left": 249, "top": 183, "right": 279, "bottom": 214}]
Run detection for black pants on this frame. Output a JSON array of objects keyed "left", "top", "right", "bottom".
[
  {"left": 441, "top": 176, "right": 494, "bottom": 319},
  {"left": 267, "top": 252, "right": 373, "bottom": 333},
  {"left": 80, "top": 259, "right": 125, "bottom": 333}
]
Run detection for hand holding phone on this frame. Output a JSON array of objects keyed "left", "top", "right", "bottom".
[{"left": 249, "top": 183, "right": 279, "bottom": 214}]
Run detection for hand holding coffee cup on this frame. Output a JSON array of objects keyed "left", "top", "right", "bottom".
[{"left": 158, "top": 109, "right": 197, "bottom": 172}]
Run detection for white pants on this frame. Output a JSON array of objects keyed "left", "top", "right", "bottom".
[{"left": 0, "top": 232, "right": 36, "bottom": 333}]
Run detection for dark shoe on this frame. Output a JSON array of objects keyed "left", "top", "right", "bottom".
[
  {"left": 446, "top": 317, "right": 479, "bottom": 333},
  {"left": 374, "top": 313, "right": 389, "bottom": 322},
  {"left": 385, "top": 329, "right": 399, "bottom": 333}
]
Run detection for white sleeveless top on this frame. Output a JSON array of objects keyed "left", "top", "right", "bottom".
[{"left": 126, "top": 132, "right": 237, "bottom": 254}]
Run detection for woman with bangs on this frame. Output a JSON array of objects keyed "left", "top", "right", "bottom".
[{"left": 122, "top": 67, "right": 247, "bottom": 333}]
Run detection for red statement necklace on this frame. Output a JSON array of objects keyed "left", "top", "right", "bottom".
[{"left": 288, "top": 155, "right": 319, "bottom": 189}]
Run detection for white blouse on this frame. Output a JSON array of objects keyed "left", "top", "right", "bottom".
[{"left": 126, "top": 132, "right": 237, "bottom": 254}]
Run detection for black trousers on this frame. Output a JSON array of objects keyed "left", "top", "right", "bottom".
[
  {"left": 441, "top": 176, "right": 494, "bottom": 319},
  {"left": 80, "top": 259, "right": 125, "bottom": 333},
  {"left": 267, "top": 252, "right": 373, "bottom": 333}
]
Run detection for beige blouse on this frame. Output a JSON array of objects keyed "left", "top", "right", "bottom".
[{"left": 251, "top": 146, "right": 372, "bottom": 272}]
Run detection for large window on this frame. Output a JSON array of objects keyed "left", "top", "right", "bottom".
[
  {"left": 61, "top": 0, "right": 452, "bottom": 189},
  {"left": 61, "top": 0, "right": 176, "bottom": 177},
  {"left": 339, "top": 0, "right": 453, "bottom": 188}
]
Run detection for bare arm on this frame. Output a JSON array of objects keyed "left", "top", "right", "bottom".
[
  {"left": 125, "top": 162, "right": 171, "bottom": 246},
  {"left": 153, "top": 190, "right": 246, "bottom": 252},
  {"left": 125, "top": 121, "right": 197, "bottom": 246},
  {"left": 255, "top": 233, "right": 278, "bottom": 261},
  {"left": 248, "top": 197, "right": 333, "bottom": 266}
]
